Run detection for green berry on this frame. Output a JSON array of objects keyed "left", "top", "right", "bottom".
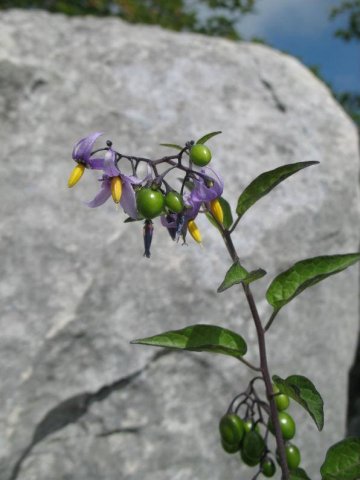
[
  {"left": 244, "top": 419, "right": 260, "bottom": 434},
  {"left": 136, "top": 188, "right": 165, "bottom": 219},
  {"left": 221, "top": 439, "right": 240, "bottom": 454},
  {"left": 276, "top": 443, "right": 301, "bottom": 470},
  {"left": 285, "top": 443, "right": 301, "bottom": 469},
  {"left": 273, "top": 384, "right": 290, "bottom": 411},
  {"left": 189, "top": 144, "right": 212, "bottom": 166},
  {"left": 261, "top": 457, "right": 276, "bottom": 477},
  {"left": 219, "top": 414, "right": 245, "bottom": 445},
  {"left": 165, "top": 191, "right": 184, "bottom": 213},
  {"left": 241, "top": 448, "right": 259, "bottom": 467},
  {"left": 269, "top": 412, "right": 296, "bottom": 440},
  {"left": 241, "top": 430, "right": 265, "bottom": 467}
]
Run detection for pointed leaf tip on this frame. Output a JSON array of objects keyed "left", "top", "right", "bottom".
[
  {"left": 273, "top": 374, "right": 324, "bottom": 431},
  {"left": 131, "top": 324, "right": 247, "bottom": 359},
  {"left": 196, "top": 131, "right": 222, "bottom": 144},
  {"left": 266, "top": 253, "right": 360, "bottom": 311},
  {"left": 236, "top": 161, "right": 319, "bottom": 218}
]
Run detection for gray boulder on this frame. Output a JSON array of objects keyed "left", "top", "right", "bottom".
[{"left": 0, "top": 9, "right": 358, "bottom": 480}]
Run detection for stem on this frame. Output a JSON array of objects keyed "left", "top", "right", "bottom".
[
  {"left": 222, "top": 230, "right": 290, "bottom": 480},
  {"left": 238, "top": 357, "right": 262, "bottom": 372},
  {"left": 264, "top": 310, "right": 279, "bottom": 332}
]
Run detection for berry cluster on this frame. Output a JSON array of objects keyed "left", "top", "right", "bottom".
[
  {"left": 219, "top": 382, "right": 301, "bottom": 478},
  {"left": 68, "top": 132, "right": 224, "bottom": 257}
]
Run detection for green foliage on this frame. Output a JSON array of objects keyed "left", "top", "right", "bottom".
[
  {"left": 320, "top": 438, "right": 360, "bottom": 480},
  {"left": 289, "top": 468, "right": 311, "bottom": 480},
  {"left": 309, "top": 65, "right": 360, "bottom": 127},
  {"left": 330, "top": 1, "right": 360, "bottom": 41},
  {"left": 266, "top": 253, "right": 360, "bottom": 312},
  {"left": 218, "top": 197, "right": 233, "bottom": 229},
  {"left": 335, "top": 91, "right": 360, "bottom": 125},
  {"left": 329, "top": 2, "right": 360, "bottom": 126},
  {"left": 272, "top": 374, "right": 324, "bottom": 431},
  {"left": 196, "top": 130, "right": 222, "bottom": 144},
  {"left": 159, "top": 143, "right": 183, "bottom": 150},
  {"left": 217, "top": 261, "right": 266, "bottom": 292},
  {"left": 236, "top": 161, "right": 318, "bottom": 219},
  {"left": 131, "top": 324, "right": 248, "bottom": 359},
  {"left": 0, "top": 0, "right": 256, "bottom": 39}
]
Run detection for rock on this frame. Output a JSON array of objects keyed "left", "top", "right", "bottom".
[{"left": 0, "top": 9, "right": 358, "bottom": 480}]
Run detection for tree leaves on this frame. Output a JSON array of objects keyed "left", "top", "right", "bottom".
[
  {"left": 131, "top": 324, "right": 247, "bottom": 359},
  {"left": 272, "top": 374, "right": 324, "bottom": 431},
  {"left": 236, "top": 161, "right": 318, "bottom": 218},
  {"left": 266, "top": 253, "right": 360, "bottom": 312},
  {"left": 218, "top": 261, "right": 266, "bottom": 292},
  {"left": 196, "top": 131, "right": 222, "bottom": 144},
  {"left": 321, "top": 438, "right": 360, "bottom": 480}
]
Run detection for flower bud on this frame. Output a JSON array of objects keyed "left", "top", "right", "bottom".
[
  {"left": 210, "top": 198, "right": 224, "bottom": 224},
  {"left": 68, "top": 163, "right": 85, "bottom": 188},
  {"left": 143, "top": 220, "right": 154, "bottom": 258},
  {"left": 188, "top": 220, "right": 202, "bottom": 244},
  {"left": 111, "top": 176, "right": 122, "bottom": 203}
]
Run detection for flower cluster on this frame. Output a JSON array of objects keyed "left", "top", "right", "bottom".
[{"left": 68, "top": 132, "right": 225, "bottom": 257}]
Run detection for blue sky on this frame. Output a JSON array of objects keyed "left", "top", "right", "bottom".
[{"left": 237, "top": 0, "right": 359, "bottom": 94}]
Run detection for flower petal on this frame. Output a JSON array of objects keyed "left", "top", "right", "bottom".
[
  {"left": 72, "top": 132, "right": 103, "bottom": 162},
  {"left": 202, "top": 166, "right": 224, "bottom": 196},
  {"left": 161, "top": 214, "right": 177, "bottom": 228},
  {"left": 120, "top": 177, "right": 138, "bottom": 219},
  {"left": 127, "top": 175, "right": 143, "bottom": 185},
  {"left": 103, "top": 149, "right": 120, "bottom": 177},
  {"left": 86, "top": 180, "right": 111, "bottom": 208},
  {"left": 87, "top": 157, "right": 105, "bottom": 170}
]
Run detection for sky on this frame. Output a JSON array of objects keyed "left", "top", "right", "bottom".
[{"left": 237, "top": 0, "right": 359, "bottom": 94}]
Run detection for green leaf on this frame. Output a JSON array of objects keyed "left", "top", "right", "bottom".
[
  {"left": 196, "top": 131, "right": 222, "bottom": 144},
  {"left": 272, "top": 374, "right": 324, "bottom": 431},
  {"left": 218, "top": 197, "right": 233, "bottom": 229},
  {"left": 321, "top": 438, "right": 360, "bottom": 480},
  {"left": 218, "top": 262, "right": 266, "bottom": 293},
  {"left": 236, "top": 161, "right": 319, "bottom": 218},
  {"left": 131, "top": 324, "right": 247, "bottom": 359},
  {"left": 289, "top": 468, "right": 312, "bottom": 480},
  {"left": 159, "top": 143, "right": 183, "bottom": 150},
  {"left": 266, "top": 253, "right": 360, "bottom": 311}
]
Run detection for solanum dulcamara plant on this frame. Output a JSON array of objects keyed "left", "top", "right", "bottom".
[{"left": 68, "top": 131, "right": 360, "bottom": 480}]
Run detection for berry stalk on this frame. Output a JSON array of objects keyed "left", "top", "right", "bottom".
[{"left": 222, "top": 230, "right": 290, "bottom": 480}]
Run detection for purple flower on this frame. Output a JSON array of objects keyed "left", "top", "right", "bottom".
[
  {"left": 72, "top": 132, "right": 104, "bottom": 168},
  {"left": 184, "top": 166, "right": 224, "bottom": 219},
  {"left": 160, "top": 167, "right": 224, "bottom": 242},
  {"left": 86, "top": 147, "right": 143, "bottom": 219}
]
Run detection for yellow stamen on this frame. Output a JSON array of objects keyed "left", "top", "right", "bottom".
[
  {"left": 111, "top": 176, "right": 122, "bottom": 204},
  {"left": 210, "top": 198, "right": 224, "bottom": 224},
  {"left": 67, "top": 163, "right": 85, "bottom": 188},
  {"left": 188, "top": 220, "right": 202, "bottom": 244}
]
